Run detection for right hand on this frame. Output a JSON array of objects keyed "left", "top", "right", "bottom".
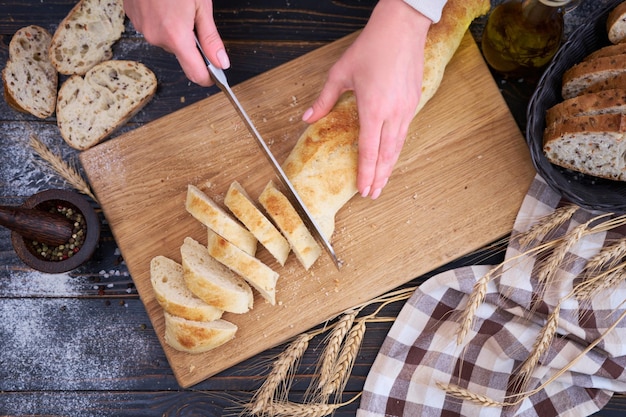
[{"left": 123, "top": 0, "right": 230, "bottom": 86}]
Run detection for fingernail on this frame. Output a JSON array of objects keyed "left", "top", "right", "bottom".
[
  {"left": 361, "top": 186, "right": 371, "bottom": 198},
  {"left": 371, "top": 188, "right": 382, "bottom": 200},
  {"left": 302, "top": 107, "right": 313, "bottom": 122},
  {"left": 217, "top": 48, "right": 230, "bottom": 69}
]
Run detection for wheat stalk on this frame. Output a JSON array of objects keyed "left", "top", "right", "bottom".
[
  {"left": 456, "top": 267, "right": 497, "bottom": 345},
  {"left": 582, "top": 238, "right": 626, "bottom": 276},
  {"left": 260, "top": 394, "right": 361, "bottom": 417},
  {"left": 317, "top": 310, "right": 357, "bottom": 390},
  {"left": 536, "top": 220, "right": 591, "bottom": 284},
  {"left": 516, "top": 204, "right": 579, "bottom": 248},
  {"left": 322, "top": 320, "right": 366, "bottom": 398},
  {"left": 249, "top": 333, "right": 312, "bottom": 415},
  {"left": 437, "top": 382, "right": 507, "bottom": 407},
  {"left": 575, "top": 265, "right": 626, "bottom": 301},
  {"left": 29, "top": 134, "right": 98, "bottom": 203}
]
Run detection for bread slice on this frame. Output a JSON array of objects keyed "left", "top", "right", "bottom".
[
  {"left": 561, "top": 55, "right": 626, "bottom": 99},
  {"left": 224, "top": 181, "right": 290, "bottom": 266},
  {"left": 180, "top": 237, "right": 253, "bottom": 314},
  {"left": 2, "top": 25, "right": 58, "bottom": 118},
  {"left": 150, "top": 255, "right": 223, "bottom": 322},
  {"left": 258, "top": 181, "right": 321, "bottom": 270},
  {"left": 164, "top": 312, "right": 237, "bottom": 354},
  {"left": 543, "top": 113, "right": 626, "bottom": 181},
  {"left": 608, "top": 1, "right": 626, "bottom": 45},
  {"left": 56, "top": 60, "right": 157, "bottom": 150},
  {"left": 583, "top": 43, "right": 626, "bottom": 62},
  {"left": 580, "top": 72, "right": 626, "bottom": 95},
  {"left": 185, "top": 184, "right": 257, "bottom": 256},
  {"left": 545, "top": 88, "right": 626, "bottom": 126},
  {"left": 49, "top": 0, "right": 125, "bottom": 75},
  {"left": 207, "top": 229, "right": 279, "bottom": 305}
]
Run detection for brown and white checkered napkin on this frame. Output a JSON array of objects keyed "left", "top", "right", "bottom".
[{"left": 357, "top": 175, "right": 626, "bottom": 417}]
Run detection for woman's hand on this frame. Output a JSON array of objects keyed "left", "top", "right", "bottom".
[
  {"left": 123, "top": 0, "right": 230, "bottom": 86},
  {"left": 302, "top": 0, "right": 431, "bottom": 199}
]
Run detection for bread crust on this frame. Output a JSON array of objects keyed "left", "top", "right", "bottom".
[
  {"left": 607, "top": 1, "right": 626, "bottom": 45},
  {"left": 545, "top": 88, "right": 626, "bottom": 126},
  {"left": 562, "top": 55, "right": 626, "bottom": 99}
]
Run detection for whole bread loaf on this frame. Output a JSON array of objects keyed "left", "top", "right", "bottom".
[
  {"left": 49, "top": 0, "right": 125, "bottom": 75},
  {"left": 2, "top": 25, "right": 58, "bottom": 119},
  {"left": 543, "top": 113, "right": 626, "bottom": 181},
  {"left": 56, "top": 60, "right": 157, "bottom": 150}
]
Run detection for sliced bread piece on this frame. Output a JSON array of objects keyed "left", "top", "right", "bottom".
[
  {"left": 608, "top": 1, "right": 626, "bottom": 45},
  {"left": 185, "top": 184, "right": 257, "bottom": 256},
  {"left": 545, "top": 88, "right": 626, "bottom": 126},
  {"left": 2, "top": 25, "right": 57, "bottom": 118},
  {"left": 56, "top": 60, "right": 157, "bottom": 150},
  {"left": 258, "top": 180, "right": 321, "bottom": 270},
  {"left": 224, "top": 181, "right": 290, "bottom": 266},
  {"left": 581, "top": 72, "right": 626, "bottom": 95},
  {"left": 207, "top": 229, "right": 279, "bottom": 306},
  {"left": 180, "top": 237, "right": 253, "bottom": 314},
  {"left": 583, "top": 43, "right": 626, "bottom": 62},
  {"left": 164, "top": 312, "right": 237, "bottom": 354},
  {"left": 49, "top": 0, "right": 125, "bottom": 75},
  {"left": 150, "top": 255, "right": 223, "bottom": 322},
  {"left": 561, "top": 55, "right": 626, "bottom": 99},
  {"left": 543, "top": 113, "right": 626, "bottom": 181}
]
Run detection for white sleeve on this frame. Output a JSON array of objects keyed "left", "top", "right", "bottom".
[{"left": 402, "top": 0, "right": 448, "bottom": 23}]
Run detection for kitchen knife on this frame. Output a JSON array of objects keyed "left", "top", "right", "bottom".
[{"left": 194, "top": 36, "right": 342, "bottom": 270}]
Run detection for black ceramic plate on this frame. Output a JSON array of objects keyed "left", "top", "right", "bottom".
[{"left": 526, "top": 0, "right": 626, "bottom": 213}]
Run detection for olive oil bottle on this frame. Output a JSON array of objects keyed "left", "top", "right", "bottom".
[{"left": 481, "top": 0, "right": 570, "bottom": 77}]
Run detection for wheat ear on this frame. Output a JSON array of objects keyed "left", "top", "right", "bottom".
[
  {"left": 322, "top": 319, "right": 366, "bottom": 398},
  {"left": 437, "top": 382, "right": 507, "bottom": 407},
  {"left": 536, "top": 220, "right": 590, "bottom": 284},
  {"left": 29, "top": 134, "right": 98, "bottom": 202},
  {"left": 516, "top": 204, "right": 579, "bottom": 248},
  {"left": 575, "top": 265, "right": 626, "bottom": 301},
  {"left": 249, "top": 333, "right": 312, "bottom": 415},
  {"left": 261, "top": 394, "right": 361, "bottom": 417},
  {"left": 456, "top": 267, "right": 497, "bottom": 345},
  {"left": 316, "top": 310, "right": 357, "bottom": 390}
]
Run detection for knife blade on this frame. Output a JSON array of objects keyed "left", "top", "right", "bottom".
[{"left": 194, "top": 36, "right": 342, "bottom": 270}]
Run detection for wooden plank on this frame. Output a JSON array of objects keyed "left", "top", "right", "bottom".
[{"left": 80, "top": 30, "right": 536, "bottom": 387}]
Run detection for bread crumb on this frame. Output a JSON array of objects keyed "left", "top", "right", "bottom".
[
  {"left": 189, "top": 364, "right": 196, "bottom": 372},
  {"left": 180, "top": 96, "right": 186, "bottom": 103}
]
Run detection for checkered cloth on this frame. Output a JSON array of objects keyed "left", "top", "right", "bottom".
[{"left": 358, "top": 175, "right": 626, "bottom": 417}]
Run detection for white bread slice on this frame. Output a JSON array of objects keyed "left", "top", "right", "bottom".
[
  {"left": 185, "top": 184, "right": 257, "bottom": 256},
  {"left": 224, "top": 181, "right": 290, "bottom": 266},
  {"left": 608, "top": 1, "right": 626, "bottom": 45},
  {"left": 207, "top": 229, "right": 279, "bottom": 305},
  {"left": 2, "top": 25, "right": 57, "bottom": 118},
  {"left": 163, "top": 312, "right": 237, "bottom": 354},
  {"left": 561, "top": 55, "right": 626, "bottom": 99},
  {"left": 49, "top": 0, "right": 125, "bottom": 75},
  {"left": 150, "top": 255, "right": 223, "bottom": 322},
  {"left": 56, "top": 60, "right": 157, "bottom": 150},
  {"left": 180, "top": 237, "right": 253, "bottom": 314},
  {"left": 545, "top": 89, "right": 626, "bottom": 126},
  {"left": 258, "top": 181, "right": 321, "bottom": 270},
  {"left": 543, "top": 113, "right": 626, "bottom": 181}
]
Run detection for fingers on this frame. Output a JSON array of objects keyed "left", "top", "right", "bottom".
[{"left": 302, "top": 69, "right": 346, "bottom": 123}]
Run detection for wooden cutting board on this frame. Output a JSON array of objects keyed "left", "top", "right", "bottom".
[{"left": 80, "top": 31, "right": 536, "bottom": 388}]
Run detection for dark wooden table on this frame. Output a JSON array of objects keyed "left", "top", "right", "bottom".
[{"left": 1, "top": 0, "right": 625, "bottom": 415}]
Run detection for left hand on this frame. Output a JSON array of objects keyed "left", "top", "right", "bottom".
[{"left": 302, "top": 0, "right": 431, "bottom": 199}]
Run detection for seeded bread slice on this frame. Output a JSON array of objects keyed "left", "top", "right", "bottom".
[
  {"left": 258, "top": 181, "right": 321, "bottom": 270},
  {"left": 49, "top": 0, "right": 125, "bottom": 75},
  {"left": 207, "top": 229, "right": 279, "bottom": 306},
  {"left": 2, "top": 25, "right": 58, "bottom": 118},
  {"left": 164, "top": 312, "right": 237, "bottom": 354},
  {"left": 181, "top": 237, "right": 253, "bottom": 314},
  {"left": 150, "top": 255, "right": 223, "bottom": 322},
  {"left": 543, "top": 113, "right": 626, "bottom": 181},
  {"left": 561, "top": 55, "right": 626, "bottom": 99},
  {"left": 608, "top": 1, "right": 626, "bottom": 45},
  {"left": 583, "top": 42, "right": 626, "bottom": 61},
  {"left": 185, "top": 184, "right": 257, "bottom": 256},
  {"left": 545, "top": 89, "right": 626, "bottom": 126},
  {"left": 56, "top": 60, "right": 157, "bottom": 150},
  {"left": 224, "top": 181, "right": 290, "bottom": 266}
]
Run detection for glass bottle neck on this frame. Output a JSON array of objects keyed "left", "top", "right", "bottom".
[{"left": 521, "top": 0, "right": 567, "bottom": 24}]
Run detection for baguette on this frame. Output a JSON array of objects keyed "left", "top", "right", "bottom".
[
  {"left": 150, "top": 255, "right": 223, "bottom": 322},
  {"left": 56, "top": 60, "right": 157, "bottom": 150},
  {"left": 543, "top": 113, "right": 626, "bottom": 181},
  {"left": 544, "top": 88, "right": 626, "bottom": 126},
  {"left": 561, "top": 55, "right": 626, "bottom": 99},
  {"left": 608, "top": 0, "right": 626, "bottom": 45},
  {"left": 185, "top": 184, "right": 257, "bottom": 256},
  {"left": 181, "top": 237, "right": 254, "bottom": 314},
  {"left": 207, "top": 230, "right": 279, "bottom": 305},
  {"left": 49, "top": 0, "right": 125, "bottom": 75},
  {"left": 164, "top": 312, "right": 237, "bottom": 354},
  {"left": 2, "top": 25, "right": 58, "bottom": 119},
  {"left": 259, "top": 181, "right": 321, "bottom": 270},
  {"left": 224, "top": 181, "right": 290, "bottom": 266}
]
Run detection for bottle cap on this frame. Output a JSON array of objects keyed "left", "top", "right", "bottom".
[{"left": 539, "top": 0, "right": 571, "bottom": 6}]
